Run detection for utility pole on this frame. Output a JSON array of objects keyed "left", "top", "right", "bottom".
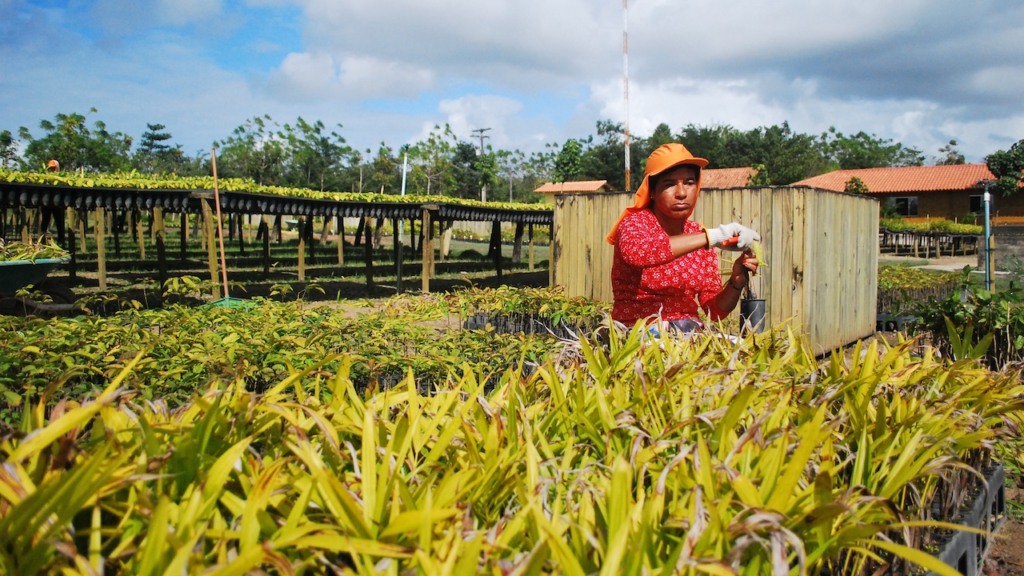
[
  {"left": 622, "top": 0, "right": 631, "bottom": 192},
  {"left": 471, "top": 128, "right": 491, "bottom": 201},
  {"left": 471, "top": 127, "right": 491, "bottom": 155}
]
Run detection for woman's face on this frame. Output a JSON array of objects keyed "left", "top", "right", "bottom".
[{"left": 651, "top": 165, "right": 700, "bottom": 222}]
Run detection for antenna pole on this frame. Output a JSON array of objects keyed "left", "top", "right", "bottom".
[{"left": 623, "top": 0, "right": 631, "bottom": 192}]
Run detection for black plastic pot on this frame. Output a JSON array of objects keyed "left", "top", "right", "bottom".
[{"left": 740, "top": 298, "right": 766, "bottom": 334}]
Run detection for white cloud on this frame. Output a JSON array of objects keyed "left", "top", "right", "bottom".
[
  {"left": 267, "top": 52, "right": 343, "bottom": 100},
  {"left": 433, "top": 94, "right": 523, "bottom": 149},
  {"left": 296, "top": 0, "right": 618, "bottom": 89},
  {"left": 2, "top": 0, "right": 1022, "bottom": 166},
  {"left": 338, "top": 56, "right": 435, "bottom": 100}
]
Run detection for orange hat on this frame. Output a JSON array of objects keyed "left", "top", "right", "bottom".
[
  {"left": 606, "top": 143, "right": 708, "bottom": 244},
  {"left": 46, "top": 159, "right": 60, "bottom": 172}
]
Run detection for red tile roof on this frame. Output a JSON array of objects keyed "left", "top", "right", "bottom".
[
  {"left": 793, "top": 164, "right": 996, "bottom": 194},
  {"left": 702, "top": 167, "right": 758, "bottom": 188},
  {"left": 534, "top": 180, "right": 613, "bottom": 194}
]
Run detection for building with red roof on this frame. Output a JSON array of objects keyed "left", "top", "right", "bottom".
[
  {"left": 793, "top": 164, "right": 1024, "bottom": 222},
  {"left": 701, "top": 167, "right": 759, "bottom": 189}
]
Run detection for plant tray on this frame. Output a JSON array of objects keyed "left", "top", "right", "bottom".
[
  {"left": 0, "top": 258, "right": 67, "bottom": 296},
  {"left": 926, "top": 464, "right": 1006, "bottom": 576},
  {"left": 876, "top": 312, "right": 917, "bottom": 333}
]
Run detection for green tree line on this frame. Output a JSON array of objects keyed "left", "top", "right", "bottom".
[{"left": 2, "top": 108, "right": 1021, "bottom": 200}]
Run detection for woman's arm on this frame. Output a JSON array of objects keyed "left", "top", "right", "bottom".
[
  {"left": 712, "top": 250, "right": 760, "bottom": 314},
  {"left": 667, "top": 232, "right": 713, "bottom": 258}
]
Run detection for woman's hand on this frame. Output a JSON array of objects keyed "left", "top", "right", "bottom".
[{"left": 730, "top": 249, "right": 759, "bottom": 288}]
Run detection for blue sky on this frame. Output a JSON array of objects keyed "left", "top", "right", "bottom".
[{"left": 2, "top": 0, "right": 1022, "bottom": 164}]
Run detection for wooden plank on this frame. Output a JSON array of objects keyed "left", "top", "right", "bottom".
[
  {"left": 337, "top": 216, "right": 344, "bottom": 265},
  {"left": 136, "top": 210, "right": 146, "bottom": 259},
  {"left": 528, "top": 223, "right": 535, "bottom": 271},
  {"left": 297, "top": 216, "right": 306, "bottom": 282},
  {"left": 363, "top": 217, "right": 373, "bottom": 288},
  {"left": 201, "top": 199, "right": 220, "bottom": 300},
  {"left": 154, "top": 207, "right": 166, "bottom": 306},
  {"left": 393, "top": 218, "right": 403, "bottom": 294},
  {"left": 78, "top": 209, "right": 87, "bottom": 253},
  {"left": 95, "top": 207, "right": 107, "bottom": 291},
  {"left": 421, "top": 208, "right": 432, "bottom": 293}
]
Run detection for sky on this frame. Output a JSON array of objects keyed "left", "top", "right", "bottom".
[{"left": 2, "top": 0, "right": 1023, "bottom": 166}]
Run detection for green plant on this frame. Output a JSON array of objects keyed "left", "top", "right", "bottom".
[
  {"left": 942, "top": 315, "right": 993, "bottom": 362},
  {"left": 909, "top": 269, "right": 1024, "bottom": 369},
  {"left": 2, "top": 288, "right": 1021, "bottom": 574},
  {"left": 0, "top": 238, "right": 69, "bottom": 262}
]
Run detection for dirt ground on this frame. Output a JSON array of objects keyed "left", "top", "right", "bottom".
[{"left": 988, "top": 500, "right": 1024, "bottom": 575}]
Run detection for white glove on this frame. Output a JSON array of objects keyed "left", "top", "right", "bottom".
[{"left": 706, "top": 222, "right": 760, "bottom": 251}]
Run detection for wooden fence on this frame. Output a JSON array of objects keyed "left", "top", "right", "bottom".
[
  {"left": 551, "top": 186, "right": 879, "bottom": 355},
  {"left": 550, "top": 192, "right": 632, "bottom": 303}
]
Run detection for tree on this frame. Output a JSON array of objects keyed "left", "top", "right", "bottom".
[
  {"left": 135, "top": 123, "right": 188, "bottom": 174},
  {"left": 748, "top": 163, "right": 771, "bottom": 187},
  {"left": 844, "top": 176, "right": 869, "bottom": 194},
  {"left": 554, "top": 138, "right": 584, "bottom": 182},
  {"left": 369, "top": 142, "right": 398, "bottom": 194},
  {"left": 718, "top": 122, "right": 826, "bottom": 185},
  {"left": 407, "top": 124, "right": 457, "bottom": 196},
  {"left": 450, "top": 141, "right": 499, "bottom": 200},
  {"left": 675, "top": 123, "right": 739, "bottom": 168},
  {"left": 19, "top": 109, "right": 133, "bottom": 172},
  {"left": 819, "top": 127, "right": 924, "bottom": 169},
  {"left": 0, "top": 130, "right": 19, "bottom": 169},
  {"left": 985, "top": 139, "right": 1024, "bottom": 197},
  {"left": 647, "top": 123, "right": 674, "bottom": 150},
  {"left": 215, "top": 115, "right": 286, "bottom": 185},
  {"left": 491, "top": 148, "right": 537, "bottom": 203},
  {"left": 279, "top": 117, "right": 351, "bottom": 191},
  {"left": 935, "top": 139, "right": 966, "bottom": 165},
  {"left": 570, "top": 120, "right": 642, "bottom": 191}
]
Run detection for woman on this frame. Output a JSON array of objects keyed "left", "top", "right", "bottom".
[{"left": 607, "top": 142, "right": 760, "bottom": 332}]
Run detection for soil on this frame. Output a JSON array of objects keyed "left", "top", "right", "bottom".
[{"left": 987, "top": 501, "right": 1024, "bottom": 575}]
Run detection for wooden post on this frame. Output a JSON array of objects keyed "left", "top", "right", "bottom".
[
  {"left": 20, "top": 208, "right": 30, "bottom": 243},
  {"left": 68, "top": 219, "right": 77, "bottom": 281},
  {"left": 113, "top": 211, "right": 122, "bottom": 257},
  {"left": 260, "top": 220, "right": 271, "bottom": 279},
  {"left": 320, "top": 217, "right": 331, "bottom": 243},
  {"left": 336, "top": 216, "right": 345, "bottom": 265},
  {"left": 393, "top": 218, "right": 403, "bottom": 294},
  {"left": 155, "top": 207, "right": 166, "bottom": 307},
  {"left": 180, "top": 213, "right": 187, "bottom": 262},
  {"left": 421, "top": 207, "right": 433, "bottom": 293},
  {"left": 304, "top": 217, "right": 315, "bottom": 264},
  {"left": 512, "top": 221, "right": 524, "bottom": 264},
  {"left": 95, "top": 207, "right": 107, "bottom": 290},
  {"left": 237, "top": 214, "right": 245, "bottom": 255},
  {"left": 201, "top": 199, "right": 221, "bottom": 300},
  {"left": 135, "top": 210, "right": 146, "bottom": 260},
  {"left": 439, "top": 220, "right": 451, "bottom": 262},
  {"left": 297, "top": 217, "right": 306, "bottom": 282},
  {"left": 78, "top": 210, "right": 87, "bottom": 253},
  {"left": 528, "top": 223, "right": 535, "bottom": 271},
  {"left": 364, "top": 217, "right": 373, "bottom": 287},
  {"left": 490, "top": 220, "right": 503, "bottom": 281}
]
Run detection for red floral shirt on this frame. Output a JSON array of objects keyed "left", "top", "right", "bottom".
[{"left": 611, "top": 210, "right": 727, "bottom": 324}]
